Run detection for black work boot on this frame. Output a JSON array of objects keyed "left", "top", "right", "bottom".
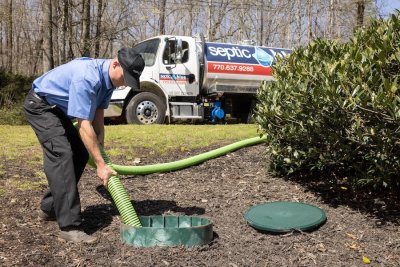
[
  {"left": 38, "top": 210, "right": 56, "bottom": 221},
  {"left": 58, "top": 226, "right": 97, "bottom": 244}
]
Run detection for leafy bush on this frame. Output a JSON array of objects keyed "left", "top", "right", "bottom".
[
  {"left": 255, "top": 12, "right": 400, "bottom": 192},
  {"left": 0, "top": 71, "right": 34, "bottom": 125}
]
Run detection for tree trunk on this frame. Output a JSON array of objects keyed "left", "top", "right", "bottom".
[
  {"left": 208, "top": 0, "right": 212, "bottom": 40},
  {"left": 329, "top": 0, "right": 337, "bottom": 38},
  {"left": 33, "top": 32, "right": 43, "bottom": 75},
  {"left": 52, "top": 0, "right": 59, "bottom": 67},
  {"left": 186, "top": 1, "right": 195, "bottom": 36},
  {"left": 296, "top": 0, "right": 302, "bottom": 44},
  {"left": 307, "top": 0, "right": 313, "bottom": 41},
  {"left": 16, "top": 29, "right": 20, "bottom": 73},
  {"left": 285, "top": 1, "right": 293, "bottom": 47},
  {"left": 68, "top": 1, "right": 74, "bottom": 61},
  {"left": 95, "top": 0, "right": 104, "bottom": 57},
  {"left": 159, "top": 0, "right": 167, "bottom": 35},
  {"left": 259, "top": 0, "right": 264, "bottom": 46},
  {"left": 7, "top": 0, "right": 13, "bottom": 72},
  {"left": 356, "top": 0, "right": 366, "bottom": 28},
  {"left": 262, "top": 0, "right": 273, "bottom": 46},
  {"left": 82, "top": 0, "right": 91, "bottom": 57},
  {"left": 61, "top": 0, "right": 69, "bottom": 64},
  {"left": 0, "top": 23, "right": 3, "bottom": 68},
  {"left": 42, "top": 0, "right": 54, "bottom": 72}
]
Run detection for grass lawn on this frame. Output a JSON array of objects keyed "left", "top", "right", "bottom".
[{"left": 0, "top": 123, "right": 260, "bottom": 165}]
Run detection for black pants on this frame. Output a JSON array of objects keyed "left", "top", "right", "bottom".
[{"left": 23, "top": 89, "right": 89, "bottom": 228}]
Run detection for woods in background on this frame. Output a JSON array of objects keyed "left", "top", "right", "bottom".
[{"left": 0, "top": 0, "right": 380, "bottom": 76}]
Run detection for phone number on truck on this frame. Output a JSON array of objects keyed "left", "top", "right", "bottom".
[{"left": 209, "top": 63, "right": 254, "bottom": 73}]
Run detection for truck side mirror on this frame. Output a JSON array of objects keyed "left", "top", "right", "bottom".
[
  {"left": 175, "top": 39, "right": 183, "bottom": 63},
  {"left": 188, "top": 74, "right": 195, "bottom": 84}
]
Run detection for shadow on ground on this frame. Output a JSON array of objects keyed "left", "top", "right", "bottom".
[
  {"left": 82, "top": 185, "right": 206, "bottom": 234},
  {"left": 286, "top": 175, "right": 400, "bottom": 225}
]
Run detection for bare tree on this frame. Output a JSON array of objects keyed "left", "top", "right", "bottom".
[
  {"left": 42, "top": 0, "right": 54, "bottom": 72},
  {"left": 0, "top": 0, "right": 382, "bottom": 76},
  {"left": 261, "top": 0, "right": 277, "bottom": 46},
  {"left": 6, "top": 0, "right": 13, "bottom": 72},
  {"left": 307, "top": 0, "right": 313, "bottom": 41},
  {"left": 0, "top": 19, "right": 3, "bottom": 68},
  {"left": 208, "top": 0, "right": 232, "bottom": 41},
  {"left": 60, "top": 0, "right": 69, "bottom": 64},
  {"left": 258, "top": 0, "right": 264, "bottom": 45},
  {"left": 184, "top": 1, "right": 198, "bottom": 36},
  {"left": 285, "top": 0, "right": 294, "bottom": 47},
  {"left": 356, "top": 0, "right": 366, "bottom": 28},
  {"left": 159, "top": 0, "right": 167, "bottom": 35},
  {"left": 52, "top": 0, "right": 60, "bottom": 67},
  {"left": 81, "top": 0, "right": 91, "bottom": 56},
  {"left": 0, "top": 2, "right": 5, "bottom": 69},
  {"left": 94, "top": 0, "right": 104, "bottom": 57},
  {"left": 208, "top": 0, "right": 212, "bottom": 40},
  {"left": 67, "top": 0, "right": 74, "bottom": 61}
]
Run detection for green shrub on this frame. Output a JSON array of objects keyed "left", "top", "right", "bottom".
[
  {"left": 0, "top": 71, "right": 34, "bottom": 125},
  {"left": 0, "top": 107, "right": 28, "bottom": 125},
  {"left": 255, "top": 12, "right": 400, "bottom": 192}
]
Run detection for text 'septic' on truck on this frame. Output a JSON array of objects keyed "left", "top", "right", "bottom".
[{"left": 105, "top": 35, "right": 291, "bottom": 124}]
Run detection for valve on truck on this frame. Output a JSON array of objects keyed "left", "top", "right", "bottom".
[{"left": 211, "top": 101, "right": 225, "bottom": 122}]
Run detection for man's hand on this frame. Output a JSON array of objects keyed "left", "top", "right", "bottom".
[{"left": 97, "top": 163, "right": 117, "bottom": 188}]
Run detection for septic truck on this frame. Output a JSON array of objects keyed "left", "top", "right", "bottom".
[{"left": 104, "top": 35, "right": 291, "bottom": 124}]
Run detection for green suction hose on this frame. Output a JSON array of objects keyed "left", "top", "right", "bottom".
[
  {"left": 110, "top": 135, "right": 266, "bottom": 175},
  {"left": 99, "top": 148, "right": 142, "bottom": 227},
  {"left": 107, "top": 176, "right": 141, "bottom": 226},
  {"left": 88, "top": 135, "right": 266, "bottom": 176}
]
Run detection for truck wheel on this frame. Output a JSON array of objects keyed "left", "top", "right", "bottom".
[{"left": 125, "top": 92, "right": 166, "bottom": 124}]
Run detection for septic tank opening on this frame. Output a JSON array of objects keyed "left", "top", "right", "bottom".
[{"left": 121, "top": 215, "right": 213, "bottom": 247}]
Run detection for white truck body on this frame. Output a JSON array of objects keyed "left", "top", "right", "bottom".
[{"left": 105, "top": 35, "right": 291, "bottom": 124}]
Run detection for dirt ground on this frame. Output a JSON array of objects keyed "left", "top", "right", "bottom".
[{"left": 1, "top": 144, "right": 399, "bottom": 267}]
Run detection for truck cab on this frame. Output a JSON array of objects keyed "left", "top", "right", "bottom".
[{"left": 105, "top": 35, "right": 201, "bottom": 124}]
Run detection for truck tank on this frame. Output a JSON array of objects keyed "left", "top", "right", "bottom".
[{"left": 202, "top": 42, "right": 291, "bottom": 94}]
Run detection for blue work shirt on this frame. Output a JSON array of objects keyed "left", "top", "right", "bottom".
[{"left": 33, "top": 58, "right": 114, "bottom": 120}]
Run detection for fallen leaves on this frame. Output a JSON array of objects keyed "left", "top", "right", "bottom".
[
  {"left": 345, "top": 232, "right": 363, "bottom": 251},
  {"left": 345, "top": 233, "right": 372, "bottom": 264},
  {"left": 362, "top": 256, "right": 371, "bottom": 264}
]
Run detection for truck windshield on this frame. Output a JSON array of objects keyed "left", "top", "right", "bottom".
[{"left": 132, "top": 38, "right": 160, "bottom": 67}]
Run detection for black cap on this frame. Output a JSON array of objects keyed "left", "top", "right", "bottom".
[{"left": 118, "top": 48, "right": 145, "bottom": 89}]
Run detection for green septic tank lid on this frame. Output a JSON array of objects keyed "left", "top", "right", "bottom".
[
  {"left": 120, "top": 215, "right": 213, "bottom": 247},
  {"left": 244, "top": 201, "right": 327, "bottom": 233}
]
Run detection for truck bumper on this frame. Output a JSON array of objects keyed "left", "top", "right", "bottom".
[{"left": 105, "top": 100, "right": 124, "bottom": 118}]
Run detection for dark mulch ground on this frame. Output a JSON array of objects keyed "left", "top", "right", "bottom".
[{"left": 1, "top": 144, "right": 399, "bottom": 266}]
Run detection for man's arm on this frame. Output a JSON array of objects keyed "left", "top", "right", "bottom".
[
  {"left": 77, "top": 114, "right": 115, "bottom": 187},
  {"left": 92, "top": 108, "right": 105, "bottom": 147}
]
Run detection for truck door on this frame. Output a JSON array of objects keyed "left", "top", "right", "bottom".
[{"left": 158, "top": 38, "right": 199, "bottom": 97}]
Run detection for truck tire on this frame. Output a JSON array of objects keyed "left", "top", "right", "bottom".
[{"left": 125, "top": 92, "right": 166, "bottom": 124}]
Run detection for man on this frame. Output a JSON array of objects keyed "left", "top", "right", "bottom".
[{"left": 23, "top": 48, "right": 145, "bottom": 243}]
